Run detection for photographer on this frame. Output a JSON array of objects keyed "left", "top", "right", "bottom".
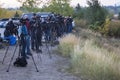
[
  {"left": 35, "top": 15, "right": 42, "bottom": 53},
  {"left": 4, "top": 19, "right": 18, "bottom": 45},
  {"left": 30, "top": 13, "right": 37, "bottom": 51},
  {"left": 20, "top": 19, "right": 28, "bottom": 59},
  {"left": 24, "top": 15, "right": 31, "bottom": 56}
]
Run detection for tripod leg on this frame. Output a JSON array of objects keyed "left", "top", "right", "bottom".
[
  {"left": 38, "top": 45, "right": 42, "bottom": 62},
  {"left": 36, "top": 52, "right": 42, "bottom": 62},
  {"left": 6, "top": 44, "right": 18, "bottom": 72},
  {"left": 2, "top": 44, "right": 9, "bottom": 64},
  {"left": 31, "top": 54, "right": 39, "bottom": 72},
  {"left": 45, "top": 41, "right": 52, "bottom": 59}
]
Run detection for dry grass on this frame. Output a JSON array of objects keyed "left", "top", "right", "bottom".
[
  {"left": 58, "top": 34, "right": 79, "bottom": 57},
  {"left": 72, "top": 40, "right": 120, "bottom": 80},
  {"left": 58, "top": 34, "right": 120, "bottom": 80}
]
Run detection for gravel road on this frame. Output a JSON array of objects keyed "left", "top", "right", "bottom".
[{"left": 0, "top": 43, "right": 80, "bottom": 80}]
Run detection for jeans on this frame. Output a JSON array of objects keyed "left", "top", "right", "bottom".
[
  {"left": 26, "top": 35, "right": 31, "bottom": 55},
  {"left": 21, "top": 36, "right": 27, "bottom": 58}
]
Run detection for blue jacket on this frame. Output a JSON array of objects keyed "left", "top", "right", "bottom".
[{"left": 21, "top": 24, "right": 28, "bottom": 35}]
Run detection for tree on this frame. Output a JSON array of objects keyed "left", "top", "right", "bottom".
[
  {"left": 17, "top": 0, "right": 42, "bottom": 8},
  {"left": 86, "top": 0, "right": 108, "bottom": 26},
  {"left": 76, "top": 3, "right": 81, "bottom": 11},
  {"left": 44, "top": 0, "right": 74, "bottom": 16},
  {"left": 73, "top": 3, "right": 85, "bottom": 19},
  {"left": 17, "top": 0, "right": 45, "bottom": 12}
]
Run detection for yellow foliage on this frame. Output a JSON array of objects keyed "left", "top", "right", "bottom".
[
  {"left": 0, "top": 8, "right": 22, "bottom": 18},
  {"left": 100, "top": 16, "right": 111, "bottom": 35}
]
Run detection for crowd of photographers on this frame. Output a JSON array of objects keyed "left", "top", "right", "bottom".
[{"left": 3, "top": 13, "right": 73, "bottom": 60}]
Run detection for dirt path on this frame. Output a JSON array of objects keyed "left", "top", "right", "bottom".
[{"left": 0, "top": 44, "right": 80, "bottom": 80}]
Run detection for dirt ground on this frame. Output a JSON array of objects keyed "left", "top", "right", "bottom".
[{"left": 0, "top": 43, "right": 81, "bottom": 80}]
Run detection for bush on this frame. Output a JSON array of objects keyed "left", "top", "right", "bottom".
[
  {"left": 99, "top": 17, "right": 110, "bottom": 35},
  {"left": 108, "top": 21, "right": 120, "bottom": 37},
  {"left": 89, "top": 21, "right": 100, "bottom": 31},
  {"left": 74, "top": 19, "right": 88, "bottom": 28}
]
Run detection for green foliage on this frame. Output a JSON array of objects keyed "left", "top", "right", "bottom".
[
  {"left": 73, "top": 4, "right": 85, "bottom": 19},
  {"left": 20, "top": 6, "right": 41, "bottom": 13},
  {"left": 86, "top": 0, "right": 108, "bottom": 26},
  {"left": 18, "top": 0, "right": 44, "bottom": 13},
  {"left": 89, "top": 21, "right": 100, "bottom": 30},
  {"left": 17, "top": 0, "right": 42, "bottom": 8},
  {"left": 42, "top": 0, "right": 74, "bottom": 16},
  {"left": 18, "top": 0, "right": 73, "bottom": 16}
]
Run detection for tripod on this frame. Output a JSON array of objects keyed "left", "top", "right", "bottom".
[
  {"left": 2, "top": 41, "right": 10, "bottom": 64},
  {"left": 44, "top": 34, "right": 52, "bottom": 59},
  {"left": 3, "top": 36, "right": 39, "bottom": 72},
  {"left": 34, "top": 31, "right": 42, "bottom": 62}
]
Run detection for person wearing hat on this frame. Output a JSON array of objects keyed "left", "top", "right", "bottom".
[
  {"left": 34, "top": 15, "right": 42, "bottom": 53},
  {"left": 24, "top": 15, "right": 32, "bottom": 56},
  {"left": 20, "top": 18, "right": 28, "bottom": 59},
  {"left": 4, "top": 18, "right": 18, "bottom": 45}
]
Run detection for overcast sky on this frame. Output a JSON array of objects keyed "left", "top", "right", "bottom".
[{"left": 0, "top": 0, "right": 119, "bottom": 8}]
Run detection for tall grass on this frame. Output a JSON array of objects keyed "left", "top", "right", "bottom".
[
  {"left": 58, "top": 34, "right": 79, "bottom": 57},
  {"left": 59, "top": 34, "right": 120, "bottom": 80}
]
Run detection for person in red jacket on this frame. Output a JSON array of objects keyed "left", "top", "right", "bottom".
[{"left": 24, "top": 15, "right": 32, "bottom": 57}]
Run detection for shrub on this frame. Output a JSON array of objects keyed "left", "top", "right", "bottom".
[
  {"left": 99, "top": 16, "right": 110, "bottom": 35},
  {"left": 74, "top": 19, "right": 88, "bottom": 29},
  {"left": 108, "top": 21, "right": 120, "bottom": 37},
  {"left": 89, "top": 21, "right": 101, "bottom": 31}
]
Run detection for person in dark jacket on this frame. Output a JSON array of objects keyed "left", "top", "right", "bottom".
[
  {"left": 4, "top": 19, "right": 18, "bottom": 45},
  {"left": 5, "top": 19, "right": 18, "bottom": 36},
  {"left": 35, "top": 15, "right": 42, "bottom": 53},
  {"left": 30, "top": 13, "right": 37, "bottom": 51}
]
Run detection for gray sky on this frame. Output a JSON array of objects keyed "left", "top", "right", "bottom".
[
  {"left": 0, "top": 0, "right": 119, "bottom": 8},
  {"left": 71, "top": 0, "right": 118, "bottom": 7}
]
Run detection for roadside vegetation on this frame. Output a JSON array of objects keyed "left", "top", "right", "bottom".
[
  {"left": 58, "top": 34, "right": 120, "bottom": 80},
  {"left": 58, "top": 0, "right": 120, "bottom": 80},
  {"left": 0, "top": 8, "right": 22, "bottom": 18}
]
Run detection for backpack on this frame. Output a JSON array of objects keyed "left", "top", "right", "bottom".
[{"left": 13, "top": 57, "right": 27, "bottom": 67}]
